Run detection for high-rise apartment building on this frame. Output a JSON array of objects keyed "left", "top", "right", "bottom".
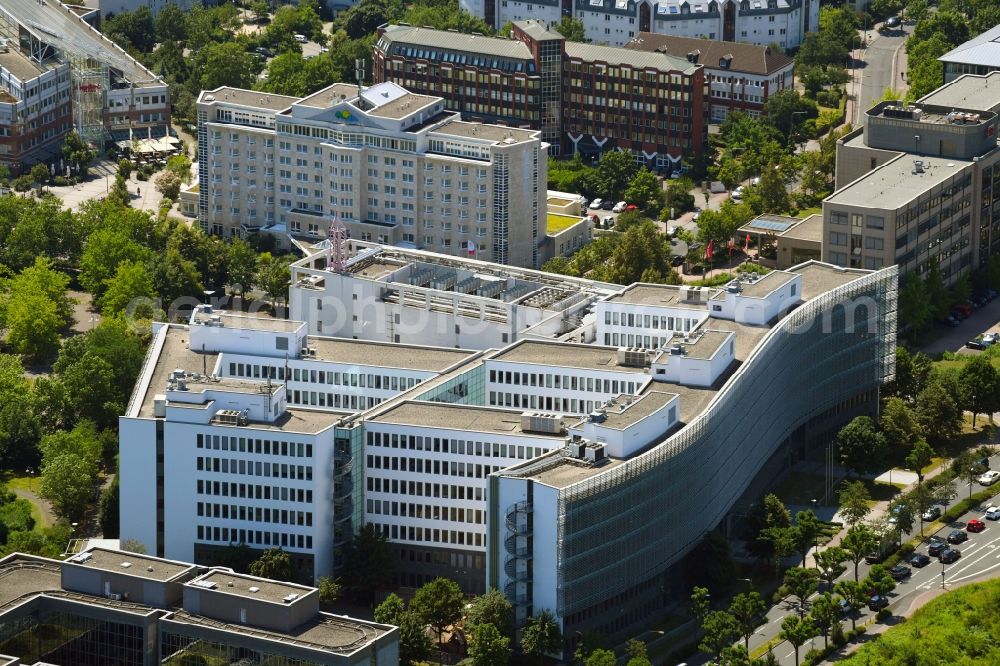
[
  {"left": 374, "top": 21, "right": 704, "bottom": 166},
  {"left": 824, "top": 71, "right": 1000, "bottom": 284},
  {"left": 459, "top": 0, "right": 818, "bottom": 49},
  {"left": 195, "top": 81, "right": 548, "bottom": 267}
]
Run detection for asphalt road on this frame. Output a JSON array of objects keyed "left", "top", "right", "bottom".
[
  {"left": 855, "top": 26, "right": 909, "bottom": 123},
  {"left": 918, "top": 296, "right": 1000, "bottom": 356}
]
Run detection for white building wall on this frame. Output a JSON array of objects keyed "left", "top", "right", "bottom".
[
  {"left": 189, "top": 321, "right": 307, "bottom": 358},
  {"left": 485, "top": 360, "right": 650, "bottom": 414},
  {"left": 531, "top": 483, "right": 560, "bottom": 621},
  {"left": 567, "top": 394, "right": 680, "bottom": 457},
  {"left": 595, "top": 302, "right": 708, "bottom": 349},
  {"left": 118, "top": 417, "right": 159, "bottom": 554}
]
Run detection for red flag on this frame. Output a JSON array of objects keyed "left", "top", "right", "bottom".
[
  {"left": 728, "top": 239, "right": 734, "bottom": 258},
  {"left": 744, "top": 233, "right": 751, "bottom": 252},
  {"left": 705, "top": 240, "right": 713, "bottom": 261}
]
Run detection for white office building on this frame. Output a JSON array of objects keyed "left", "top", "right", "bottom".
[{"left": 195, "top": 81, "right": 548, "bottom": 268}]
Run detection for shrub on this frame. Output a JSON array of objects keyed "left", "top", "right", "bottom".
[
  {"left": 52, "top": 176, "right": 70, "bottom": 187},
  {"left": 802, "top": 647, "right": 828, "bottom": 666},
  {"left": 12, "top": 175, "right": 32, "bottom": 192},
  {"left": 876, "top": 607, "right": 892, "bottom": 621}
]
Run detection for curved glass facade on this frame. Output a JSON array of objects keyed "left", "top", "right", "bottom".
[{"left": 547, "top": 267, "right": 896, "bottom": 618}]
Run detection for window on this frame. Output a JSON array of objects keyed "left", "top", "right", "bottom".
[
  {"left": 829, "top": 211, "right": 848, "bottom": 226},
  {"left": 829, "top": 232, "right": 848, "bottom": 246},
  {"left": 866, "top": 215, "right": 885, "bottom": 230}
]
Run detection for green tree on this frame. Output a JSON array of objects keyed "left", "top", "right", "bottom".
[
  {"left": 623, "top": 168, "right": 662, "bottom": 212},
  {"left": 411, "top": 577, "right": 465, "bottom": 647},
  {"left": 5, "top": 256, "right": 74, "bottom": 325},
  {"left": 341, "top": 523, "right": 394, "bottom": 604},
  {"left": 103, "top": 6, "right": 156, "bottom": 52},
  {"left": 754, "top": 162, "right": 789, "bottom": 214},
  {"left": 255, "top": 252, "right": 291, "bottom": 309},
  {"left": 905, "top": 0, "right": 929, "bottom": 23},
  {"left": 782, "top": 567, "right": 820, "bottom": 616},
  {"left": 922, "top": 259, "right": 950, "bottom": 321},
  {"left": 584, "top": 649, "right": 616, "bottom": 666},
  {"left": 864, "top": 564, "right": 897, "bottom": 597},
  {"left": 690, "top": 585, "right": 711, "bottom": 624},
  {"left": 374, "top": 592, "right": 406, "bottom": 624},
  {"left": 154, "top": 170, "right": 182, "bottom": 201},
  {"left": 400, "top": 0, "right": 492, "bottom": 34},
  {"left": 953, "top": 450, "right": 982, "bottom": 499},
  {"left": 6, "top": 291, "right": 61, "bottom": 361},
  {"left": 595, "top": 150, "right": 639, "bottom": 201},
  {"left": 837, "top": 416, "right": 887, "bottom": 476},
  {"left": 39, "top": 420, "right": 105, "bottom": 469},
  {"left": 79, "top": 228, "right": 153, "bottom": 298},
  {"left": 793, "top": 509, "right": 822, "bottom": 567},
  {"left": 780, "top": 614, "right": 816, "bottom": 666},
  {"left": 467, "top": 587, "right": 513, "bottom": 636},
  {"left": 764, "top": 493, "right": 792, "bottom": 528},
  {"left": 469, "top": 622, "right": 511, "bottom": 666},
  {"left": 729, "top": 590, "right": 766, "bottom": 652},
  {"left": 249, "top": 548, "right": 293, "bottom": 581},
  {"left": 197, "top": 42, "right": 259, "bottom": 91},
  {"left": 905, "top": 437, "right": 935, "bottom": 484},
  {"left": 840, "top": 524, "right": 879, "bottom": 581},
  {"left": 815, "top": 546, "right": 848, "bottom": 587},
  {"left": 887, "top": 497, "right": 915, "bottom": 539},
  {"left": 398, "top": 610, "right": 433, "bottom": 665},
  {"left": 39, "top": 453, "right": 96, "bottom": 521},
  {"left": 318, "top": 576, "right": 341, "bottom": 603},
  {"left": 834, "top": 579, "right": 867, "bottom": 631},
  {"left": 915, "top": 377, "right": 962, "bottom": 444},
  {"left": 154, "top": 3, "right": 188, "bottom": 42},
  {"left": 885, "top": 347, "right": 932, "bottom": 400},
  {"left": 251, "top": 0, "right": 270, "bottom": 23},
  {"left": 228, "top": 239, "right": 258, "bottom": 301},
  {"left": 100, "top": 260, "right": 157, "bottom": 317},
  {"left": 98, "top": 474, "right": 119, "bottom": 538},
  {"left": 958, "top": 355, "right": 1000, "bottom": 426},
  {"left": 663, "top": 177, "right": 696, "bottom": 216},
  {"left": 763, "top": 90, "right": 817, "bottom": 147},
  {"left": 552, "top": 16, "right": 586, "bottom": 41},
  {"left": 838, "top": 480, "right": 873, "bottom": 527},
  {"left": 520, "top": 609, "right": 562, "bottom": 662},
  {"left": 910, "top": 482, "right": 935, "bottom": 536},
  {"left": 699, "top": 610, "right": 740, "bottom": 662},
  {"left": 881, "top": 397, "right": 922, "bottom": 453},
  {"left": 61, "top": 131, "right": 96, "bottom": 177},
  {"left": 808, "top": 593, "right": 839, "bottom": 649},
  {"left": 29, "top": 163, "right": 49, "bottom": 193}
]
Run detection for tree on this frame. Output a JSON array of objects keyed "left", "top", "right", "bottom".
[
  {"left": 880, "top": 397, "right": 921, "bottom": 453},
  {"left": 915, "top": 377, "right": 962, "bottom": 444},
  {"left": 341, "top": 523, "right": 394, "bottom": 604},
  {"left": 898, "top": 273, "right": 931, "bottom": 332},
  {"left": 374, "top": 593, "right": 406, "bottom": 624},
  {"left": 837, "top": 416, "right": 887, "bottom": 476},
  {"left": 764, "top": 493, "right": 792, "bottom": 528},
  {"left": 470, "top": 622, "right": 511, "bottom": 666},
  {"left": 467, "top": 587, "right": 513, "bottom": 636},
  {"left": 99, "top": 475, "right": 119, "bottom": 538},
  {"left": 584, "top": 649, "right": 616, "bottom": 666},
  {"left": 154, "top": 3, "right": 188, "bottom": 42},
  {"left": 729, "top": 591, "right": 766, "bottom": 652},
  {"left": 905, "top": 0, "right": 929, "bottom": 23},
  {"left": 793, "top": 509, "right": 822, "bottom": 567},
  {"left": 100, "top": 260, "right": 157, "bottom": 317},
  {"left": 318, "top": 576, "right": 341, "bottom": 603},
  {"left": 834, "top": 580, "right": 867, "bottom": 631},
  {"left": 782, "top": 567, "right": 820, "bottom": 616},
  {"left": 623, "top": 168, "right": 662, "bottom": 212},
  {"left": 251, "top": 0, "right": 270, "bottom": 23},
  {"left": 411, "top": 577, "right": 464, "bottom": 647},
  {"left": 398, "top": 610, "right": 434, "bottom": 665},
  {"left": 958, "top": 355, "right": 1000, "bottom": 426},
  {"left": 228, "top": 239, "right": 258, "bottom": 301},
  {"left": 399, "top": 0, "right": 492, "bottom": 35},
  {"left": 663, "top": 177, "right": 696, "bottom": 217},
  {"left": 840, "top": 524, "right": 879, "bottom": 581},
  {"left": 39, "top": 453, "right": 95, "bottom": 521},
  {"left": 197, "top": 42, "right": 259, "bottom": 91},
  {"left": 699, "top": 610, "right": 740, "bottom": 662},
  {"left": 922, "top": 259, "right": 950, "bottom": 321},
  {"left": 120, "top": 538, "right": 147, "bottom": 554},
  {"left": 754, "top": 162, "right": 790, "bottom": 214},
  {"left": 779, "top": 614, "right": 816, "bottom": 666},
  {"left": 763, "top": 90, "right": 817, "bottom": 147},
  {"left": 154, "top": 170, "right": 182, "bottom": 201},
  {"left": 690, "top": 585, "right": 711, "bottom": 624},
  {"left": 953, "top": 450, "right": 982, "bottom": 499},
  {"left": 61, "top": 131, "right": 96, "bottom": 177},
  {"left": 838, "top": 480, "right": 872, "bottom": 527},
  {"left": 864, "top": 564, "right": 897, "bottom": 597},
  {"left": 30, "top": 163, "right": 49, "bottom": 193},
  {"left": 815, "top": 546, "right": 848, "bottom": 587},
  {"left": 625, "top": 639, "right": 647, "bottom": 662},
  {"left": 808, "top": 593, "right": 839, "bottom": 649},
  {"left": 151, "top": 247, "right": 203, "bottom": 307},
  {"left": 39, "top": 420, "right": 105, "bottom": 469},
  {"left": 249, "top": 548, "right": 293, "bottom": 581},
  {"left": 521, "top": 610, "right": 562, "bottom": 662},
  {"left": 905, "top": 438, "right": 935, "bottom": 484},
  {"left": 595, "top": 150, "right": 639, "bottom": 201},
  {"left": 104, "top": 7, "right": 156, "bottom": 52},
  {"left": 552, "top": 16, "right": 586, "bottom": 41},
  {"left": 887, "top": 497, "right": 915, "bottom": 539},
  {"left": 910, "top": 481, "right": 935, "bottom": 537},
  {"left": 6, "top": 291, "right": 62, "bottom": 361},
  {"left": 255, "top": 252, "right": 291, "bottom": 309}
]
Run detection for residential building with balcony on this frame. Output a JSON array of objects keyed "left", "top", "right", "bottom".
[
  {"left": 196, "top": 81, "right": 548, "bottom": 268},
  {"left": 373, "top": 21, "right": 705, "bottom": 168}
]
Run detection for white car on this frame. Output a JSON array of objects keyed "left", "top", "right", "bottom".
[
  {"left": 589, "top": 198, "right": 604, "bottom": 210},
  {"left": 985, "top": 506, "right": 1000, "bottom": 520},
  {"left": 612, "top": 201, "right": 628, "bottom": 213},
  {"left": 983, "top": 332, "right": 998, "bottom": 345},
  {"left": 731, "top": 186, "right": 745, "bottom": 200},
  {"left": 979, "top": 470, "right": 1000, "bottom": 486},
  {"left": 294, "top": 34, "right": 307, "bottom": 43}
]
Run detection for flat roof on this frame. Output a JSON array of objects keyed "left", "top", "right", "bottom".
[
  {"left": 348, "top": 258, "right": 404, "bottom": 279},
  {"left": 430, "top": 119, "right": 539, "bottom": 144},
  {"left": 308, "top": 336, "right": 475, "bottom": 371},
  {"left": 137, "top": 326, "right": 219, "bottom": 418},
  {"left": 200, "top": 87, "right": 298, "bottom": 112},
  {"left": 580, "top": 390, "right": 679, "bottom": 430},
  {"left": 604, "top": 283, "right": 713, "bottom": 308},
  {"left": 297, "top": 83, "right": 360, "bottom": 109},
  {"left": 528, "top": 456, "right": 625, "bottom": 489},
  {"left": 369, "top": 400, "right": 564, "bottom": 436},
  {"left": 0, "top": 49, "right": 44, "bottom": 81},
  {"left": 564, "top": 41, "right": 699, "bottom": 75},
  {"left": 790, "top": 261, "right": 871, "bottom": 301},
  {"left": 379, "top": 24, "right": 533, "bottom": 61},
  {"left": 825, "top": 153, "right": 974, "bottom": 209},
  {"left": 678, "top": 329, "right": 733, "bottom": 359},
  {"left": 192, "top": 310, "right": 303, "bottom": 333},
  {"left": 739, "top": 270, "right": 797, "bottom": 298},
  {"left": 68, "top": 548, "right": 195, "bottom": 583},
  {"left": 192, "top": 570, "right": 312, "bottom": 605},
  {"left": 781, "top": 214, "right": 824, "bottom": 243},
  {"left": 0, "top": 558, "right": 60, "bottom": 608},
  {"left": 490, "top": 340, "right": 648, "bottom": 373},
  {"left": 919, "top": 71, "right": 1000, "bottom": 112},
  {"left": 364, "top": 92, "right": 439, "bottom": 120}
]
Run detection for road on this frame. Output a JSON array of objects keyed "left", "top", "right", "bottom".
[
  {"left": 852, "top": 25, "right": 909, "bottom": 124},
  {"left": 918, "top": 296, "right": 1000, "bottom": 356}
]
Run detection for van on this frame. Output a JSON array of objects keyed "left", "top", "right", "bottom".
[{"left": 294, "top": 34, "right": 307, "bottom": 43}]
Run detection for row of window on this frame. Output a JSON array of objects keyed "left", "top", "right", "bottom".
[
  {"left": 489, "top": 392, "right": 618, "bottom": 413},
  {"left": 197, "top": 525, "right": 313, "bottom": 550},
  {"left": 290, "top": 390, "right": 380, "bottom": 411},
  {"left": 368, "top": 455, "right": 507, "bottom": 480},
  {"left": 368, "top": 521, "right": 483, "bottom": 547},
  {"left": 196, "top": 457, "right": 314, "bottom": 481},
  {"left": 366, "top": 431, "right": 548, "bottom": 459},
  {"left": 368, "top": 500, "right": 484, "bottom": 525},
  {"left": 487, "top": 369, "right": 641, "bottom": 393},
  {"left": 367, "top": 475, "right": 484, "bottom": 501},
  {"left": 195, "top": 434, "right": 312, "bottom": 458},
  {"left": 603, "top": 310, "right": 700, "bottom": 331},
  {"left": 195, "top": 480, "right": 312, "bottom": 503},
  {"left": 197, "top": 501, "right": 313, "bottom": 526}
]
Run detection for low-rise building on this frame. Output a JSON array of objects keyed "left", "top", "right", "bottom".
[
  {"left": 939, "top": 23, "right": 1000, "bottom": 83},
  {"left": 625, "top": 32, "right": 794, "bottom": 122},
  {"left": 738, "top": 214, "right": 823, "bottom": 269},
  {"left": 0, "top": 547, "right": 398, "bottom": 666}
]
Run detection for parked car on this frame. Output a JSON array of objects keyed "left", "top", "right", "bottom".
[
  {"left": 837, "top": 598, "right": 852, "bottom": 616},
  {"left": 601, "top": 216, "right": 615, "bottom": 229},
  {"left": 967, "top": 518, "right": 986, "bottom": 533},
  {"left": 731, "top": 186, "right": 745, "bottom": 201},
  {"left": 927, "top": 537, "right": 947, "bottom": 556},
  {"left": 692, "top": 208, "right": 702, "bottom": 221},
  {"left": 967, "top": 338, "right": 988, "bottom": 350},
  {"left": 978, "top": 470, "right": 1000, "bottom": 486},
  {"left": 889, "top": 564, "right": 912, "bottom": 581},
  {"left": 953, "top": 303, "right": 973, "bottom": 318},
  {"left": 983, "top": 333, "right": 998, "bottom": 345},
  {"left": 984, "top": 505, "right": 1000, "bottom": 520},
  {"left": 601, "top": 200, "right": 615, "bottom": 210},
  {"left": 865, "top": 549, "right": 889, "bottom": 564},
  {"left": 588, "top": 198, "right": 604, "bottom": 210},
  {"left": 868, "top": 595, "right": 889, "bottom": 611},
  {"left": 885, "top": 15, "right": 901, "bottom": 28},
  {"left": 922, "top": 506, "right": 942, "bottom": 521},
  {"left": 671, "top": 255, "right": 685, "bottom": 267},
  {"left": 909, "top": 553, "right": 931, "bottom": 568},
  {"left": 940, "top": 548, "right": 961, "bottom": 563},
  {"left": 948, "top": 529, "right": 968, "bottom": 544},
  {"left": 612, "top": 201, "right": 628, "bottom": 213},
  {"left": 294, "top": 33, "right": 307, "bottom": 43}
]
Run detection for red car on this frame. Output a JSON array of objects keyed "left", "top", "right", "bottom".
[{"left": 967, "top": 518, "right": 986, "bottom": 533}]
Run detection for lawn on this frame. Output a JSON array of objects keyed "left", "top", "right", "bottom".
[
  {"left": 547, "top": 197, "right": 574, "bottom": 207},
  {"left": 795, "top": 207, "right": 822, "bottom": 218},
  {"left": 546, "top": 212, "right": 584, "bottom": 234},
  {"left": 839, "top": 578, "right": 1000, "bottom": 664},
  {"left": 3, "top": 475, "right": 52, "bottom": 529}
]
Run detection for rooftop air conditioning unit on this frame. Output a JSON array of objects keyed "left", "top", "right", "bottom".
[
  {"left": 521, "top": 412, "right": 562, "bottom": 434},
  {"left": 585, "top": 443, "right": 606, "bottom": 463},
  {"left": 617, "top": 347, "right": 648, "bottom": 367}
]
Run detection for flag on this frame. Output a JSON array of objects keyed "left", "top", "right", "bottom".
[
  {"left": 467, "top": 240, "right": 476, "bottom": 255},
  {"left": 744, "top": 233, "right": 751, "bottom": 252},
  {"left": 705, "top": 240, "right": 713, "bottom": 261},
  {"left": 728, "top": 239, "right": 734, "bottom": 258}
]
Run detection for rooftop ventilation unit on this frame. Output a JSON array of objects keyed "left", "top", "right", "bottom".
[
  {"left": 120, "top": 562, "right": 131, "bottom": 568},
  {"left": 669, "top": 344, "right": 686, "bottom": 356},
  {"left": 70, "top": 552, "right": 93, "bottom": 564},
  {"left": 249, "top": 586, "right": 260, "bottom": 593},
  {"left": 617, "top": 347, "right": 648, "bottom": 367},
  {"left": 568, "top": 440, "right": 586, "bottom": 458},
  {"left": 912, "top": 160, "right": 924, "bottom": 174},
  {"left": 282, "top": 593, "right": 299, "bottom": 603},
  {"left": 585, "top": 443, "right": 606, "bottom": 463},
  {"left": 588, "top": 410, "right": 607, "bottom": 423},
  {"left": 191, "top": 580, "right": 217, "bottom": 590},
  {"left": 521, "top": 412, "right": 563, "bottom": 434}
]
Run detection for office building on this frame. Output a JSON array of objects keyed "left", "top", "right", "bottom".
[
  {"left": 195, "top": 81, "right": 548, "bottom": 267},
  {"left": 374, "top": 21, "right": 705, "bottom": 167},
  {"left": 824, "top": 71, "right": 1000, "bottom": 284},
  {"left": 460, "top": 0, "right": 817, "bottom": 49},
  {"left": 939, "top": 23, "right": 1000, "bottom": 83},
  {"left": 0, "top": 0, "right": 170, "bottom": 171},
  {"left": 625, "top": 32, "right": 794, "bottom": 122},
  {"left": 738, "top": 213, "right": 822, "bottom": 269},
  {"left": 0, "top": 547, "right": 398, "bottom": 666}
]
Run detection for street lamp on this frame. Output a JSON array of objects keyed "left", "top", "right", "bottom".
[{"left": 25, "top": 467, "right": 34, "bottom": 492}]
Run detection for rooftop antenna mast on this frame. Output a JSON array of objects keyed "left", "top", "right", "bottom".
[
  {"left": 355, "top": 57, "right": 367, "bottom": 101},
  {"left": 328, "top": 213, "right": 349, "bottom": 273}
]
